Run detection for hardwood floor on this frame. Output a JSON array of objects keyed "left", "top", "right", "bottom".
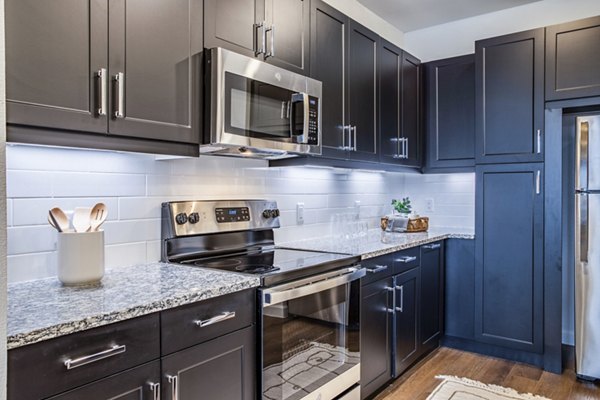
[{"left": 375, "top": 347, "right": 600, "bottom": 399}]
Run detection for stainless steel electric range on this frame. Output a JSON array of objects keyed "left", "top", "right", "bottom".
[{"left": 161, "top": 200, "right": 364, "bottom": 400}]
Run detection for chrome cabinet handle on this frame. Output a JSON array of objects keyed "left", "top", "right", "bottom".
[
  {"left": 96, "top": 68, "right": 107, "bottom": 116},
  {"left": 395, "top": 285, "right": 404, "bottom": 313},
  {"left": 167, "top": 375, "right": 178, "bottom": 400},
  {"left": 340, "top": 125, "right": 352, "bottom": 150},
  {"left": 366, "top": 264, "right": 388, "bottom": 274},
  {"left": 423, "top": 243, "right": 441, "bottom": 250},
  {"left": 194, "top": 311, "right": 236, "bottom": 328},
  {"left": 395, "top": 255, "right": 417, "bottom": 263},
  {"left": 113, "top": 72, "right": 125, "bottom": 118},
  {"left": 149, "top": 382, "right": 161, "bottom": 400},
  {"left": 536, "top": 129, "right": 542, "bottom": 154},
  {"left": 352, "top": 126, "right": 357, "bottom": 151},
  {"left": 265, "top": 24, "right": 275, "bottom": 58},
  {"left": 404, "top": 138, "right": 409, "bottom": 159},
  {"left": 254, "top": 22, "right": 266, "bottom": 55},
  {"left": 536, "top": 170, "right": 541, "bottom": 195},
  {"left": 64, "top": 344, "right": 126, "bottom": 370}
]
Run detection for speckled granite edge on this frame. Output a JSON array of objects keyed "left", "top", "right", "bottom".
[
  {"left": 360, "top": 232, "right": 475, "bottom": 260},
  {"left": 8, "top": 263, "right": 260, "bottom": 350}
]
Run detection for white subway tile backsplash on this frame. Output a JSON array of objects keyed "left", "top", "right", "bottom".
[
  {"left": 7, "top": 199, "right": 13, "bottom": 227},
  {"left": 6, "top": 145, "right": 476, "bottom": 283}
]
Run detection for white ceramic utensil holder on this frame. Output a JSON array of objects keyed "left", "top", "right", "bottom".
[{"left": 57, "top": 230, "right": 105, "bottom": 286}]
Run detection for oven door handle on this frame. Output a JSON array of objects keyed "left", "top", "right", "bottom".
[
  {"left": 262, "top": 266, "right": 365, "bottom": 306},
  {"left": 290, "top": 92, "right": 310, "bottom": 144}
]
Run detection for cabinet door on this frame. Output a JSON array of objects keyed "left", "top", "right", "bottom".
[
  {"left": 310, "top": 0, "right": 348, "bottom": 160},
  {"left": 161, "top": 326, "right": 255, "bottom": 400},
  {"left": 5, "top": 0, "right": 108, "bottom": 133},
  {"left": 265, "top": 0, "right": 310, "bottom": 75},
  {"left": 425, "top": 55, "right": 475, "bottom": 170},
  {"left": 401, "top": 51, "right": 422, "bottom": 167},
  {"left": 476, "top": 29, "right": 544, "bottom": 164},
  {"left": 204, "top": 0, "right": 259, "bottom": 58},
  {"left": 48, "top": 361, "right": 160, "bottom": 400},
  {"left": 348, "top": 20, "right": 379, "bottom": 162},
  {"left": 444, "top": 239, "right": 476, "bottom": 340},
  {"left": 108, "top": 0, "right": 201, "bottom": 144},
  {"left": 475, "top": 163, "right": 544, "bottom": 353},
  {"left": 379, "top": 40, "right": 402, "bottom": 164},
  {"left": 393, "top": 268, "right": 420, "bottom": 377},
  {"left": 360, "top": 277, "right": 393, "bottom": 399},
  {"left": 546, "top": 16, "right": 600, "bottom": 101},
  {"left": 420, "top": 241, "right": 444, "bottom": 354}
]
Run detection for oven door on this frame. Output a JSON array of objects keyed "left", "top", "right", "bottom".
[
  {"left": 207, "top": 47, "right": 321, "bottom": 155},
  {"left": 260, "top": 267, "right": 365, "bottom": 400}
]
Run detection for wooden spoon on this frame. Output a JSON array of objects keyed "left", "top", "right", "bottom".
[
  {"left": 49, "top": 207, "right": 69, "bottom": 233},
  {"left": 73, "top": 207, "right": 92, "bottom": 233},
  {"left": 89, "top": 203, "right": 108, "bottom": 232},
  {"left": 47, "top": 215, "right": 58, "bottom": 231}
]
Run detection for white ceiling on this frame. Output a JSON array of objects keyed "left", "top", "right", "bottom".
[{"left": 357, "top": 0, "right": 543, "bottom": 32}]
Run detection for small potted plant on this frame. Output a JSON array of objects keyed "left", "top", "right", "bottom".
[{"left": 391, "top": 197, "right": 412, "bottom": 217}]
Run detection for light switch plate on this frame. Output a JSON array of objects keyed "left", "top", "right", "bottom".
[
  {"left": 296, "top": 203, "right": 305, "bottom": 225},
  {"left": 425, "top": 198, "right": 435, "bottom": 212}
]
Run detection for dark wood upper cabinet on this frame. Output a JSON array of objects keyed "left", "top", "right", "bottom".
[
  {"left": 347, "top": 20, "right": 379, "bottom": 162},
  {"left": 475, "top": 163, "right": 544, "bottom": 353},
  {"left": 546, "top": 16, "right": 600, "bottom": 101},
  {"left": 310, "top": 0, "right": 348, "bottom": 160},
  {"left": 204, "top": 0, "right": 309, "bottom": 75},
  {"left": 108, "top": 0, "right": 202, "bottom": 144},
  {"left": 424, "top": 54, "right": 475, "bottom": 171},
  {"left": 401, "top": 51, "right": 421, "bottom": 167},
  {"left": 6, "top": 0, "right": 108, "bottom": 133},
  {"left": 379, "top": 40, "right": 402, "bottom": 163},
  {"left": 475, "top": 29, "right": 544, "bottom": 164}
]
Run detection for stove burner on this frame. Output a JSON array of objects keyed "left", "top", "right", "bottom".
[
  {"left": 198, "top": 258, "right": 243, "bottom": 268},
  {"left": 234, "top": 264, "right": 280, "bottom": 274}
]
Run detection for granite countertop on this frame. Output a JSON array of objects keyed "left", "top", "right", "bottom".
[
  {"left": 7, "top": 263, "right": 260, "bottom": 350},
  {"left": 281, "top": 227, "right": 474, "bottom": 260}
]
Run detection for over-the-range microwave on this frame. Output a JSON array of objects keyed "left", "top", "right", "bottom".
[{"left": 203, "top": 47, "right": 322, "bottom": 159}]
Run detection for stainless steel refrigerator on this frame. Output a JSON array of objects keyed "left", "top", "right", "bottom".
[{"left": 575, "top": 114, "right": 600, "bottom": 380}]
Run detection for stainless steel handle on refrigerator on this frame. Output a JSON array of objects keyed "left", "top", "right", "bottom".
[
  {"left": 265, "top": 24, "right": 275, "bottom": 59},
  {"left": 113, "top": 72, "right": 125, "bottom": 118},
  {"left": 536, "top": 129, "right": 542, "bottom": 154},
  {"left": 262, "top": 267, "right": 366, "bottom": 306},
  {"left": 366, "top": 264, "right": 388, "bottom": 274},
  {"left": 395, "top": 255, "right": 417, "bottom": 263},
  {"left": 96, "top": 68, "right": 107, "bottom": 116},
  {"left": 149, "top": 382, "right": 161, "bottom": 400},
  {"left": 395, "top": 285, "right": 404, "bottom": 313},
  {"left": 167, "top": 375, "right": 178, "bottom": 400},
  {"left": 423, "top": 243, "right": 441, "bottom": 250},
  {"left": 536, "top": 170, "right": 541, "bottom": 195},
  {"left": 254, "top": 22, "right": 266, "bottom": 55},
  {"left": 580, "top": 193, "right": 589, "bottom": 263},
  {"left": 578, "top": 120, "right": 590, "bottom": 191},
  {"left": 194, "top": 311, "right": 236, "bottom": 327},
  {"left": 64, "top": 344, "right": 126, "bottom": 370}
]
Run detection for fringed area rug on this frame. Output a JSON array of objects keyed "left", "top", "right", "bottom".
[{"left": 427, "top": 375, "right": 552, "bottom": 400}]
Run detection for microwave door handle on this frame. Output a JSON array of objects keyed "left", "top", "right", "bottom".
[{"left": 289, "top": 93, "right": 310, "bottom": 143}]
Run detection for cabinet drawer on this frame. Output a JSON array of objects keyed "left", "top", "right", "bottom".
[
  {"left": 161, "top": 289, "right": 256, "bottom": 355},
  {"left": 392, "top": 247, "right": 420, "bottom": 274},
  {"left": 8, "top": 313, "right": 160, "bottom": 400},
  {"left": 361, "top": 253, "right": 395, "bottom": 286}
]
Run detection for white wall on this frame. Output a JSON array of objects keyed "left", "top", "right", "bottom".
[
  {"left": 404, "top": 0, "right": 600, "bottom": 61},
  {"left": 0, "top": 0, "right": 7, "bottom": 395},
  {"left": 5, "top": 145, "right": 474, "bottom": 283},
  {"left": 323, "top": 0, "right": 404, "bottom": 47}
]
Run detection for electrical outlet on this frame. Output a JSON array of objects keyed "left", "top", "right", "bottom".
[
  {"left": 354, "top": 200, "right": 361, "bottom": 219},
  {"left": 425, "top": 198, "right": 435, "bottom": 212},
  {"left": 296, "top": 202, "right": 305, "bottom": 225}
]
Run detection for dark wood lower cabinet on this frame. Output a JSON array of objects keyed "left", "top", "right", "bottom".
[
  {"left": 392, "top": 267, "right": 420, "bottom": 377},
  {"left": 161, "top": 326, "right": 256, "bottom": 400},
  {"left": 360, "top": 277, "right": 393, "bottom": 399},
  {"left": 48, "top": 361, "right": 161, "bottom": 400},
  {"left": 420, "top": 242, "right": 444, "bottom": 353}
]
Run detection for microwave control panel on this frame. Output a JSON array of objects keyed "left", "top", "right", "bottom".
[
  {"left": 215, "top": 207, "right": 251, "bottom": 223},
  {"left": 308, "top": 96, "right": 319, "bottom": 145}
]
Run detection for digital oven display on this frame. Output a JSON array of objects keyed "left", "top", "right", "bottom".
[{"left": 215, "top": 207, "right": 250, "bottom": 223}]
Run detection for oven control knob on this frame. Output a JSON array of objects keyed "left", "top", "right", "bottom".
[
  {"left": 175, "top": 212, "right": 188, "bottom": 225},
  {"left": 273, "top": 208, "right": 280, "bottom": 217},
  {"left": 262, "top": 210, "right": 273, "bottom": 219},
  {"left": 188, "top": 212, "right": 200, "bottom": 224}
]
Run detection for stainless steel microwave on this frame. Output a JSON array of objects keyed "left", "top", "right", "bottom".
[{"left": 203, "top": 47, "right": 322, "bottom": 159}]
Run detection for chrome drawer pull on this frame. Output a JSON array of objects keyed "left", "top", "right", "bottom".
[
  {"left": 194, "top": 311, "right": 236, "bottom": 327},
  {"left": 96, "top": 68, "right": 107, "bottom": 116},
  {"left": 113, "top": 72, "right": 125, "bottom": 118},
  {"left": 366, "top": 264, "right": 388, "bottom": 274},
  {"left": 64, "top": 344, "right": 126, "bottom": 370},
  {"left": 423, "top": 243, "right": 441, "bottom": 250},
  {"left": 395, "top": 256, "right": 417, "bottom": 263},
  {"left": 149, "top": 382, "right": 161, "bottom": 400},
  {"left": 396, "top": 285, "right": 404, "bottom": 313},
  {"left": 167, "top": 375, "right": 178, "bottom": 400}
]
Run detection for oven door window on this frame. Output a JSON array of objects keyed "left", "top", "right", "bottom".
[
  {"left": 262, "top": 281, "right": 360, "bottom": 400},
  {"left": 224, "top": 72, "right": 304, "bottom": 141}
]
